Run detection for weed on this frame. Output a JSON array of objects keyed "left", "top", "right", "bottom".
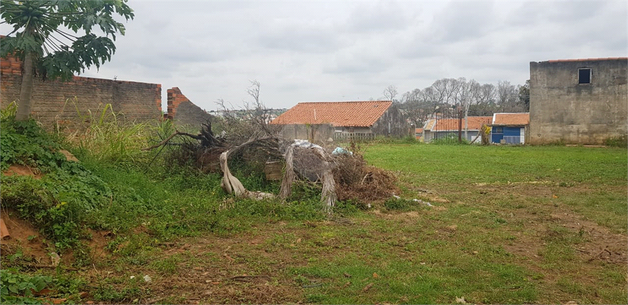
[
  {"left": 149, "top": 255, "right": 181, "bottom": 275},
  {"left": 0, "top": 268, "right": 52, "bottom": 304},
  {"left": 383, "top": 197, "right": 419, "bottom": 211},
  {"left": 604, "top": 135, "right": 627, "bottom": 147}
]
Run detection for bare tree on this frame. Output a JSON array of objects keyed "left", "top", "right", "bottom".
[
  {"left": 383, "top": 85, "right": 398, "bottom": 102},
  {"left": 213, "top": 80, "right": 279, "bottom": 143},
  {"left": 431, "top": 78, "right": 462, "bottom": 107},
  {"left": 496, "top": 80, "right": 525, "bottom": 112}
]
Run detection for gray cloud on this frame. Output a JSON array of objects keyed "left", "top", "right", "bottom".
[
  {"left": 258, "top": 20, "right": 345, "bottom": 53},
  {"left": 2, "top": 0, "right": 626, "bottom": 110}
]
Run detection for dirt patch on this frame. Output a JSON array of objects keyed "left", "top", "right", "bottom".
[
  {"left": 86, "top": 229, "right": 114, "bottom": 260},
  {"left": 491, "top": 183, "right": 627, "bottom": 288},
  {"left": 76, "top": 223, "right": 317, "bottom": 304},
  {"left": 59, "top": 150, "right": 79, "bottom": 162},
  {"left": 2, "top": 164, "right": 42, "bottom": 179},
  {"left": 0, "top": 212, "right": 50, "bottom": 265}
]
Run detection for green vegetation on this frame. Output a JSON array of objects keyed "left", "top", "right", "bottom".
[
  {"left": 0, "top": 0, "right": 134, "bottom": 120},
  {"left": 0, "top": 269, "right": 52, "bottom": 304},
  {"left": 1, "top": 111, "right": 626, "bottom": 304}
]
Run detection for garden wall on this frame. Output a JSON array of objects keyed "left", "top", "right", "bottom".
[{"left": 1, "top": 55, "right": 162, "bottom": 126}]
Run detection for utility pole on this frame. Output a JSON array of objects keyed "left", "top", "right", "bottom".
[{"left": 458, "top": 106, "right": 463, "bottom": 143}]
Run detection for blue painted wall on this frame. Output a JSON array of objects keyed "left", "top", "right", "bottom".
[{"left": 492, "top": 127, "right": 523, "bottom": 144}]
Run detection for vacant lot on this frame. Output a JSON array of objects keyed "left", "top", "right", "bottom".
[{"left": 3, "top": 143, "right": 626, "bottom": 304}]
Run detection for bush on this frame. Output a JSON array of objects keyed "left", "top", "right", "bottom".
[
  {"left": 0, "top": 117, "right": 66, "bottom": 172},
  {"left": 0, "top": 115, "right": 112, "bottom": 249}
]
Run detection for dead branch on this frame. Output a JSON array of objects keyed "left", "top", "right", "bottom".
[
  {"left": 142, "top": 120, "right": 224, "bottom": 151},
  {"left": 587, "top": 246, "right": 611, "bottom": 262},
  {"left": 230, "top": 275, "right": 271, "bottom": 282},
  {"left": 142, "top": 131, "right": 184, "bottom": 151}
]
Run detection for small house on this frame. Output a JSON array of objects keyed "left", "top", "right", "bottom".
[
  {"left": 490, "top": 113, "right": 530, "bottom": 144},
  {"left": 422, "top": 116, "right": 492, "bottom": 143},
  {"left": 270, "top": 101, "right": 406, "bottom": 141}
]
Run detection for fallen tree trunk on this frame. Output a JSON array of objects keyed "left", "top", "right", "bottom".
[
  {"left": 279, "top": 145, "right": 295, "bottom": 199},
  {"left": 219, "top": 150, "right": 274, "bottom": 200}
]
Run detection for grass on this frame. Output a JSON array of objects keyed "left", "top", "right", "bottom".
[
  {"left": 1, "top": 114, "right": 626, "bottom": 304},
  {"left": 362, "top": 143, "right": 627, "bottom": 232}
]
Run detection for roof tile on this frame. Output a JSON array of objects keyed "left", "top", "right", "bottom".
[
  {"left": 492, "top": 113, "right": 529, "bottom": 126},
  {"left": 546, "top": 57, "right": 627, "bottom": 63},
  {"left": 270, "top": 101, "right": 392, "bottom": 127},
  {"left": 424, "top": 116, "right": 492, "bottom": 131}
]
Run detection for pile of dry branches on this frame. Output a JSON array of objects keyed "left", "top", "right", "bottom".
[
  {"left": 332, "top": 153, "right": 399, "bottom": 203},
  {"left": 145, "top": 117, "right": 397, "bottom": 212}
]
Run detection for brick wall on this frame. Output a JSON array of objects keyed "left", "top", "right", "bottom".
[
  {"left": 167, "top": 87, "right": 212, "bottom": 130},
  {"left": 1, "top": 56, "right": 162, "bottom": 126}
]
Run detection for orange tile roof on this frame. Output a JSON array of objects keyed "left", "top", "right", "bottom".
[
  {"left": 424, "top": 116, "right": 492, "bottom": 131},
  {"left": 270, "top": 101, "right": 392, "bottom": 127},
  {"left": 492, "top": 113, "right": 529, "bottom": 126},
  {"left": 546, "top": 57, "right": 627, "bottom": 63},
  {"left": 415, "top": 128, "right": 423, "bottom": 134}
]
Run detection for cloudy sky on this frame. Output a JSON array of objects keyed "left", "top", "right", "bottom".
[{"left": 75, "top": 0, "right": 628, "bottom": 111}]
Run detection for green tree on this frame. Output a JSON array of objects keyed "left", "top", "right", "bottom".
[
  {"left": 518, "top": 79, "right": 530, "bottom": 111},
  {"left": 0, "top": 0, "right": 134, "bottom": 121}
]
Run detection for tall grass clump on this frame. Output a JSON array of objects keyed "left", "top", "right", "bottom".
[{"left": 59, "top": 102, "right": 158, "bottom": 164}]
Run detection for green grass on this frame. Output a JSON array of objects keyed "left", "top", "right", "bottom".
[
  {"left": 358, "top": 143, "right": 627, "bottom": 304},
  {"left": 1, "top": 114, "right": 626, "bottom": 304},
  {"left": 363, "top": 144, "right": 627, "bottom": 231},
  {"left": 289, "top": 215, "right": 538, "bottom": 304}
]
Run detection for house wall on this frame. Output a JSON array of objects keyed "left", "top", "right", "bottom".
[
  {"left": 529, "top": 58, "right": 628, "bottom": 144},
  {"left": 1, "top": 56, "right": 161, "bottom": 126},
  {"left": 492, "top": 126, "right": 525, "bottom": 144},
  {"left": 278, "top": 124, "right": 334, "bottom": 143},
  {"left": 371, "top": 103, "right": 408, "bottom": 137},
  {"left": 424, "top": 130, "right": 480, "bottom": 143}
]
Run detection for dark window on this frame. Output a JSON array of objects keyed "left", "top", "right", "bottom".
[
  {"left": 493, "top": 127, "right": 503, "bottom": 133},
  {"left": 579, "top": 68, "right": 591, "bottom": 84}
]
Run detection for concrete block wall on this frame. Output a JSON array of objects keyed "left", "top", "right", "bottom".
[
  {"left": 1, "top": 56, "right": 162, "bottom": 126},
  {"left": 529, "top": 58, "right": 628, "bottom": 144}
]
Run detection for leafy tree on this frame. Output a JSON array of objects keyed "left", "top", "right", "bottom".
[
  {"left": 518, "top": 79, "right": 530, "bottom": 111},
  {"left": 0, "top": 0, "right": 134, "bottom": 121}
]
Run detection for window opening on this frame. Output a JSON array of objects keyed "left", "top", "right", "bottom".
[{"left": 579, "top": 68, "right": 591, "bottom": 84}]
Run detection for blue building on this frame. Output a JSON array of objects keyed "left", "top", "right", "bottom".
[{"left": 490, "top": 113, "right": 530, "bottom": 144}]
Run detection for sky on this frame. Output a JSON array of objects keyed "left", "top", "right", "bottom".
[{"left": 9, "top": 0, "right": 628, "bottom": 111}]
